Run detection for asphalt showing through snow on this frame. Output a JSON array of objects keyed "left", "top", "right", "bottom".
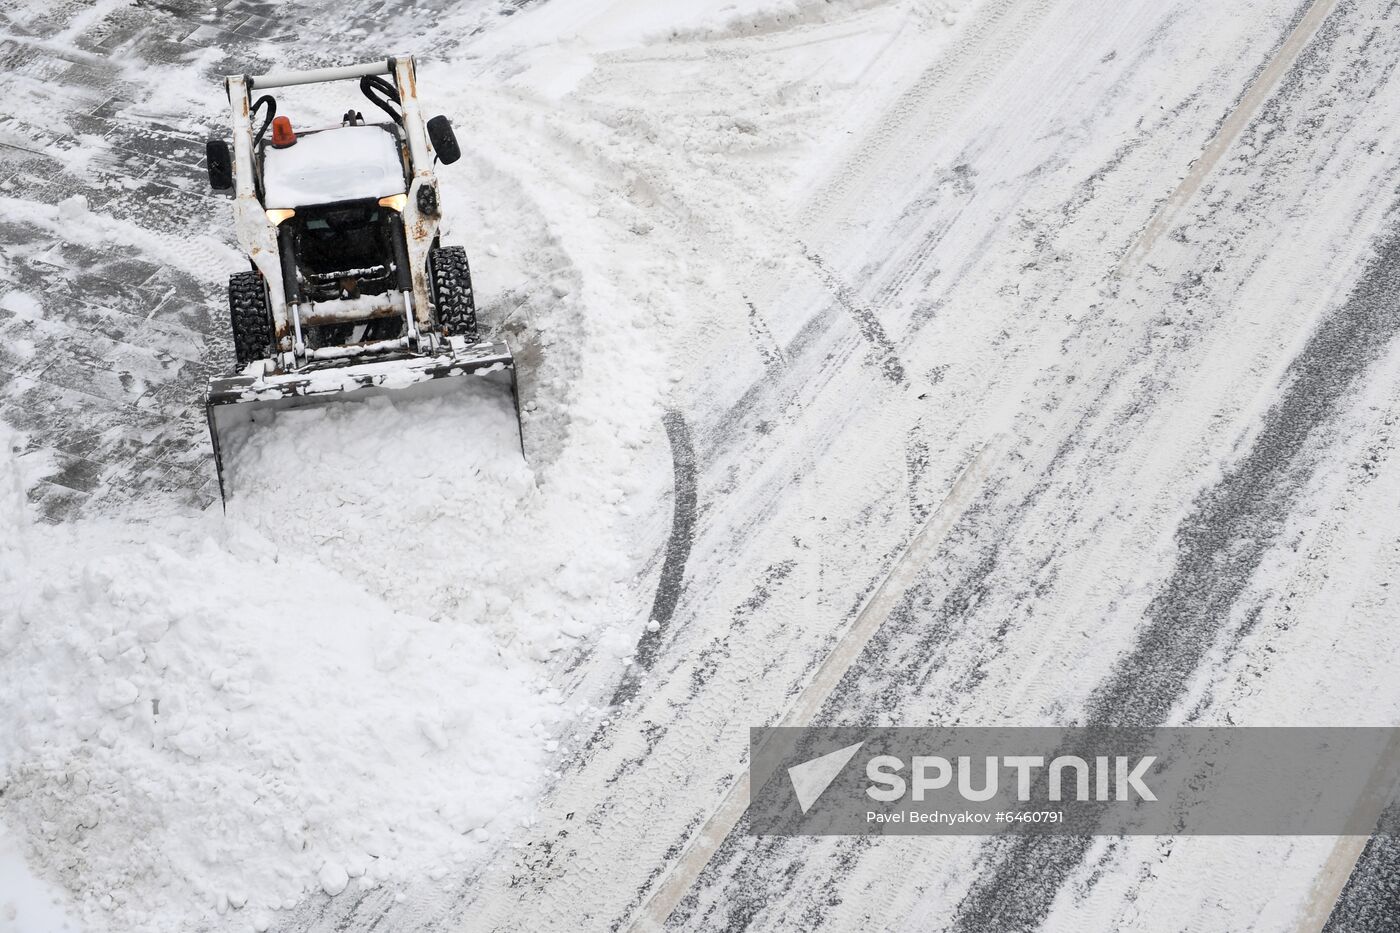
[{"left": 1324, "top": 802, "right": 1400, "bottom": 933}]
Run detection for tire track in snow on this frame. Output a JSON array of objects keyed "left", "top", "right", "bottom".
[
  {"left": 662, "top": 0, "right": 1400, "bottom": 921},
  {"left": 626, "top": 3, "right": 1324, "bottom": 925},
  {"left": 612, "top": 410, "right": 698, "bottom": 705},
  {"left": 743, "top": 297, "right": 789, "bottom": 371},
  {"left": 1119, "top": 0, "right": 1340, "bottom": 270},
  {"left": 800, "top": 243, "right": 908, "bottom": 386},
  {"left": 627, "top": 437, "right": 1003, "bottom": 932},
  {"left": 951, "top": 198, "right": 1400, "bottom": 931}
]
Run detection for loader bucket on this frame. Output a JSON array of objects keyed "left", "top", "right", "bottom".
[{"left": 205, "top": 340, "right": 519, "bottom": 505}]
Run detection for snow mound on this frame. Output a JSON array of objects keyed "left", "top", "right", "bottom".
[
  {"left": 222, "top": 381, "right": 630, "bottom": 657},
  {"left": 0, "top": 380, "right": 634, "bottom": 929}
]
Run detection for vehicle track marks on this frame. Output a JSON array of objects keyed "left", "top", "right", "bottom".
[
  {"left": 626, "top": 435, "right": 1004, "bottom": 932},
  {"left": 1119, "top": 0, "right": 1340, "bottom": 270},
  {"left": 800, "top": 243, "right": 907, "bottom": 386},
  {"left": 952, "top": 192, "right": 1400, "bottom": 933},
  {"left": 612, "top": 410, "right": 698, "bottom": 705},
  {"left": 743, "top": 296, "right": 788, "bottom": 371}
]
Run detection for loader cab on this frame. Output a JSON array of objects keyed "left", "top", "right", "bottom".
[
  {"left": 258, "top": 123, "right": 410, "bottom": 305},
  {"left": 289, "top": 198, "right": 400, "bottom": 301}
]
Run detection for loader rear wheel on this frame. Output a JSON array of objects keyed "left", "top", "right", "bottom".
[
  {"left": 228, "top": 271, "right": 274, "bottom": 368},
  {"left": 429, "top": 246, "right": 477, "bottom": 339}
]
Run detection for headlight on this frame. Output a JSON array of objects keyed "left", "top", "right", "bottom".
[
  {"left": 377, "top": 193, "right": 408, "bottom": 212},
  {"left": 265, "top": 208, "right": 296, "bottom": 225}
]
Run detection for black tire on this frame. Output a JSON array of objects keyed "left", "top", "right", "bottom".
[
  {"left": 429, "top": 245, "right": 477, "bottom": 338},
  {"left": 228, "top": 271, "right": 274, "bottom": 368}
]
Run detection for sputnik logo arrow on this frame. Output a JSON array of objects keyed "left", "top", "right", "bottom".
[{"left": 787, "top": 741, "right": 864, "bottom": 813}]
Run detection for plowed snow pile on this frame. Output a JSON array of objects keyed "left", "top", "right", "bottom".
[{"left": 0, "top": 383, "right": 638, "bottom": 931}]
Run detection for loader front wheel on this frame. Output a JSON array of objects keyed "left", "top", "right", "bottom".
[
  {"left": 429, "top": 246, "right": 477, "bottom": 339},
  {"left": 228, "top": 271, "right": 274, "bottom": 369}
]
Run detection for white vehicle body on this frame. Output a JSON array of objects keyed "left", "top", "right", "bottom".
[
  {"left": 225, "top": 56, "right": 446, "bottom": 369},
  {"left": 205, "top": 56, "right": 519, "bottom": 504}
]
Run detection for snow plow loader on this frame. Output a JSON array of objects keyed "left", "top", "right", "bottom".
[{"left": 203, "top": 56, "right": 517, "bottom": 502}]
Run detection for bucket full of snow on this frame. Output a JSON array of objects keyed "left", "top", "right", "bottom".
[{"left": 206, "top": 340, "right": 520, "bottom": 504}]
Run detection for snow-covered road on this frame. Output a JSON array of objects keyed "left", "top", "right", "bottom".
[{"left": 4, "top": 0, "right": 1400, "bottom": 930}]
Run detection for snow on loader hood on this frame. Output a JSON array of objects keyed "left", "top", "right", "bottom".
[{"left": 261, "top": 124, "right": 406, "bottom": 209}]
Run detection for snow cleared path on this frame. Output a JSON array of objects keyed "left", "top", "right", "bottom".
[{"left": 4, "top": 0, "right": 1400, "bottom": 931}]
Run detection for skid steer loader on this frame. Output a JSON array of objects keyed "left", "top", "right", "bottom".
[{"left": 203, "top": 55, "right": 518, "bottom": 502}]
